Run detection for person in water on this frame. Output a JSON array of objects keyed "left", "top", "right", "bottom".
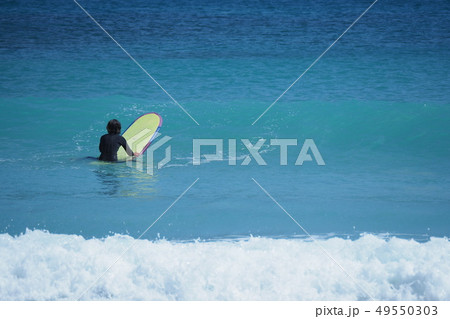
[{"left": 99, "top": 119, "right": 139, "bottom": 161}]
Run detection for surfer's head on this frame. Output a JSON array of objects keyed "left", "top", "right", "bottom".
[{"left": 106, "top": 119, "right": 121, "bottom": 134}]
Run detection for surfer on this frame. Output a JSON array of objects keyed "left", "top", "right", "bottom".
[{"left": 98, "top": 119, "right": 140, "bottom": 161}]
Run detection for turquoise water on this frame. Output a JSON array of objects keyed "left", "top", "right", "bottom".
[{"left": 0, "top": 0, "right": 449, "bottom": 300}]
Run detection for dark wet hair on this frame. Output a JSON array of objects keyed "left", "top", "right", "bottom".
[{"left": 106, "top": 119, "right": 121, "bottom": 134}]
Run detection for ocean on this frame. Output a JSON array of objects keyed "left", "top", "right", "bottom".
[{"left": 0, "top": 0, "right": 449, "bottom": 300}]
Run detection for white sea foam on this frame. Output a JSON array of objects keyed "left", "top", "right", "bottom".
[{"left": 0, "top": 230, "right": 448, "bottom": 301}]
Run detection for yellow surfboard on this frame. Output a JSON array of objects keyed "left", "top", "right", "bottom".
[{"left": 117, "top": 113, "right": 162, "bottom": 161}]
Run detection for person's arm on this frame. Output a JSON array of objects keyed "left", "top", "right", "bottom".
[
  {"left": 99, "top": 135, "right": 104, "bottom": 153},
  {"left": 119, "top": 136, "right": 135, "bottom": 157}
]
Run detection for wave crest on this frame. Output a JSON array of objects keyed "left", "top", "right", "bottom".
[{"left": 0, "top": 230, "right": 448, "bottom": 300}]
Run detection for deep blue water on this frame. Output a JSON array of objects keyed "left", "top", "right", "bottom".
[{"left": 1, "top": 0, "right": 449, "bottom": 240}]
